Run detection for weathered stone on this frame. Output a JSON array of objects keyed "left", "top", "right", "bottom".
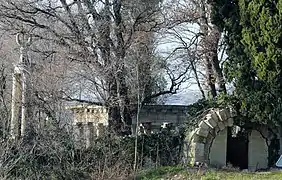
[
  {"left": 85, "top": 123, "right": 92, "bottom": 148},
  {"left": 217, "top": 121, "right": 225, "bottom": 130},
  {"left": 248, "top": 130, "right": 268, "bottom": 170},
  {"left": 204, "top": 116, "right": 217, "bottom": 128},
  {"left": 196, "top": 127, "right": 209, "bottom": 138},
  {"left": 213, "top": 126, "right": 220, "bottom": 135},
  {"left": 188, "top": 142, "right": 197, "bottom": 165},
  {"left": 11, "top": 33, "right": 32, "bottom": 139},
  {"left": 206, "top": 113, "right": 212, "bottom": 119},
  {"left": 199, "top": 121, "right": 211, "bottom": 130},
  {"left": 211, "top": 111, "right": 220, "bottom": 123},
  {"left": 222, "top": 120, "right": 228, "bottom": 127},
  {"left": 209, "top": 128, "right": 217, "bottom": 137},
  {"left": 224, "top": 108, "right": 231, "bottom": 118},
  {"left": 227, "top": 117, "right": 234, "bottom": 127},
  {"left": 11, "top": 73, "right": 21, "bottom": 139},
  {"left": 215, "top": 110, "right": 223, "bottom": 121},
  {"left": 193, "top": 134, "right": 207, "bottom": 143},
  {"left": 216, "top": 109, "right": 228, "bottom": 122},
  {"left": 220, "top": 109, "right": 228, "bottom": 121},
  {"left": 209, "top": 128, "right": 227, "bottom": 168},
  {"left": 194, "top": 142, "right": 205, "bottom": 162},
  {"left": 97, "top": 123, "right": 105, "bottom": 136},
  {"left": 73, "top": 123, "right": 81, "bottom": 142}
]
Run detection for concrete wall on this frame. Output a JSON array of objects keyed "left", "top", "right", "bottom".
[
  {"left": 248, "top": 130, "right": 268, "bottom": 170},
  {"left": 209, "top": 128, "right": 227, "bottom": 167}
]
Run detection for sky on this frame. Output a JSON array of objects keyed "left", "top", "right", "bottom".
[{"left": 155, "top": 21, "right": 204, "bottom": 105}]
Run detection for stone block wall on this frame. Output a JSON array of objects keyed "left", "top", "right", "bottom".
[
  {"left": 67, "top": 104, "right": 188, "bottom": 146},
  {"left": 209, "top": 128, "right": 227, "bottom": 167},
  {"left": 248, "top": 130, "right": 268, "bottom": 170},
  {"left": 132, "top": 105, "right": 188, "bottom": 134},
  {"left": 185, "top": 109, "right": 270, "bottom": 170},
  {"left": 185, "top": 108, "right": 234, "bottom": 166}
]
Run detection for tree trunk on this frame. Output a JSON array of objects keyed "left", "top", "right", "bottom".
[
  {"left": 116, "top": 68, "right": 132, "bottom": 135},
  {"left": 191, "top": 61, "right": 206, "bottom": 99},
  {"left": 200, "top": 2, "right": 225, "bottom": 98},
  {"left": 200, "top": 3, "right": 217, "bottom": 98},
  {"left": 210, "top": 26, "right": 226, "bottom": 94},
  {"left": 205, "top": 57, "right": 217, "bottom": 98},
  {"left": 107, "top": 70, "right": 132, "bottom": 135}
]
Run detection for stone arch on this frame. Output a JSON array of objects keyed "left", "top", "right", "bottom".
[
  {"left": 186, "top": 108, "right": 235, "bottom": 165},
  {"left": 186, "top": 107, "right": 273, "bottom": 170}
]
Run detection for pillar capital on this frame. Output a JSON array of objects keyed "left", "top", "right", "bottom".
[{"left": 16, "top": 32, "right": 32, "bottom": 66}]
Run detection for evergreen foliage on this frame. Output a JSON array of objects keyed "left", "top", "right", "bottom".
[{"left": 210, "top": 0, "right": 282, "bottom": 126}]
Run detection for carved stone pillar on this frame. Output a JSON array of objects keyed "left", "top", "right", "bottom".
[
  {"left": 10, "top": 72, "right": 21, "bottom": 139},
  {"left": 10, "top": 32, "right": 32, "bottom": 139},
  {"left": 85, "top": 122, "right": 95, "bottom": 148},
  {"left": 20, "top": 70, "right": 30, "bottom": 136}
]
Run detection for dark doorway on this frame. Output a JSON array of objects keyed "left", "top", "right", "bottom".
[{"left": 226, "top": 127, "right": 249, "bottom": 169}]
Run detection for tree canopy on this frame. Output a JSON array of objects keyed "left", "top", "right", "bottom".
[{"left": 210, "top": 0, "right": 282, "bottom": 126}]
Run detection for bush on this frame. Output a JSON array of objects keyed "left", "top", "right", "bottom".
[{"left": 0, "top": 125, "right": 185, "bottom": 180}]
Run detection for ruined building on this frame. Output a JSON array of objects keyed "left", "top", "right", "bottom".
[{"left": 68, "top": 105, "right": 279, "bottom": 171}]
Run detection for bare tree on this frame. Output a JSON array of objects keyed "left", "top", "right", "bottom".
[
  {"left": 162, "top": 0, "right": 226, "bottom": 98},
  {"left": 0, "top": 0, "right": 194, "bottom": 135}
]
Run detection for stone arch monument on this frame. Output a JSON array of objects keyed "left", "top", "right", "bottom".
[{"left": 185, "top": 108, "right": 270, "bottom": 170}]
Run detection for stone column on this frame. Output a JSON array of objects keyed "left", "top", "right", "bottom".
[
  {"left": 85, "top": 122, "right": 95, "bottom": 148},
  {"left": 10, "top": 32, "right": 32, "bottom": 139},
  {"left": 20, "top": 71, "right": 29, "bottom": 136},
  {"left": 73, "top": 123, "right": 81, "bottom": 142},
  {"left": 10, "top": 71, "right": 21, "bottom": 139}
]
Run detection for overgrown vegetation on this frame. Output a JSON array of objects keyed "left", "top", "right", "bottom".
[
  {"left": 0, "top": 124, "right": 184, "bottom": 179},
  {"left": 0, "top": 0, "right": 281, "bottom": 179}
]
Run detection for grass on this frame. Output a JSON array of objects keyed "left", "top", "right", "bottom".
[{"left": 136, "top": 166, "right": 282, "bottom": 180}]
